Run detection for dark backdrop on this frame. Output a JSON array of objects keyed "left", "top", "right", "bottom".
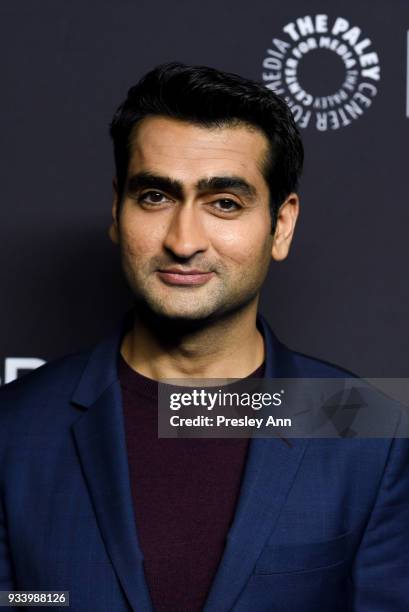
[{"left": 1, "top": 0, "right": 408, "bottom": 382}]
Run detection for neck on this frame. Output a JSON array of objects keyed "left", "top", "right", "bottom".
[{"left": 121, "top": 301, "right": 265, "bottom": 380}]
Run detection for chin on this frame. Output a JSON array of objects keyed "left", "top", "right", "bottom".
[
  {"left": 151, "top": 297, "right": 217, "bottom": 320},
  {"left": 135, "top": 297, "right": 222, "bottom": 329},
  {"left": 155, "top": 308, "right": 214, "bottom": 322},
  {"left": 134, "top": 284, "right": 251, "bottom": 326}
]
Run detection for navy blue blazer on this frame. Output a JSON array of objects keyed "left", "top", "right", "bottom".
[{"left": 1, "top": 313, "right": 408, "bottom": 611}]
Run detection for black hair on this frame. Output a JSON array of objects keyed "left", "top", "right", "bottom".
[{"left": 109, "top": 62, "right": 304, "bottom": 231}]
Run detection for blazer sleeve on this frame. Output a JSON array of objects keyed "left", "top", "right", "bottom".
[
  {"left": 0, "top": 495, "right": 15, "bottom": 590},
  {"left": 351, "top": 436, "right": 409, "bottom": 610},
  {"left": 0, "top": 394, "right": 16, "bottom": 592}
]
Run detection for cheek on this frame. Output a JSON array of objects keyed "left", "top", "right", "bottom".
[
  {"left": 210, "top": 216, "right": 271, "bottom": 265},
  {"left": 119, "top": 209, "right": 164, "bottom": 258}
]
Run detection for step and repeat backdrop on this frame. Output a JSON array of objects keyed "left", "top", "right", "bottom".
[{"left": 1, "top": 0, "right": 408, "bottom": 383}]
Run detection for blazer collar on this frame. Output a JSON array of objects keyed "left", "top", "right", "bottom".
[{"left": 71, "top": 310, "right": 134, "bottom": 408}]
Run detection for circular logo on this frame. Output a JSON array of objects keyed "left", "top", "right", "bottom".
[{"left": 261, "top": 15, "right": 380, "bottom": 131}]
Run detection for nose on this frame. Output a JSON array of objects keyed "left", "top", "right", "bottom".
[{"left": 163, "top": 205, "right": 209, "bottom": 259}]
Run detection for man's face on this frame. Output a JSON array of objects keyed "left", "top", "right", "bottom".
[{"left": 110, "top": 116, "right": 294, "bottom": 322}]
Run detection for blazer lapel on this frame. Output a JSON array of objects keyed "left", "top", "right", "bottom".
[
  {"left": 203, "top": 436, "right": 308, "bottom": 612},
  {"left": 71, "top": 315, "right": 153, "bottom": 612},
  {"left": 204, "top": 314, "right": 309, "bottom": 612}
]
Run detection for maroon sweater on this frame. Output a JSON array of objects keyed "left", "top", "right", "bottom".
[{"left": 119, "top": 355, "right": 265, "bottom": 612}]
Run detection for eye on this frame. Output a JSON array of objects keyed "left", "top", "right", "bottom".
[
  {"left": 138, "top": 191, "right": 170, "bottom": 205},
  {"left": 212, "top": 199, "right": 242, "bottom": 213}
]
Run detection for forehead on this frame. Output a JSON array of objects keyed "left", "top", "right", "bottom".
[{"left": 128, "top": 116, "right": 270, "bottom": 186}]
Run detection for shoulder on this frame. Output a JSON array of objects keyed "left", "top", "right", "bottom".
[
  {"left": 258, "top": 313, "right": 356, "bottom": 379},
  {"left": 267, "top": 327, "right": 408, "bottom": 441},
  {"left": 0, "top": 349, "right": 90, "bottom": 420},
  {"left": 288, "top": 347, "right": 356, "bottom": 378}
]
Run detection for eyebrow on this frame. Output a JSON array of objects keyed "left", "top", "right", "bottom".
[
  {"left": 127, "top": 172, "right": 184, "bottom": 200},
  {"left": 126, "top": 172, "right": 257, "bottom": 200},
  {"left": 196, "top": 176, "right": 257, "bottom": 199}
]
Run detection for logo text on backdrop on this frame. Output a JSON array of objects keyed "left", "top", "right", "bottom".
[{"left": 262, "top": 15, "right": 380, "bottom": 131}]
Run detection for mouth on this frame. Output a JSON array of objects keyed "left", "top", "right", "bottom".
[{"left": 157, "top": 268, "right": 215, "bottom": 286}]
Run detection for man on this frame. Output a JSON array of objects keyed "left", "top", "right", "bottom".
[{"left": 0, "top": 63, "right": 408, "bottom": 611}]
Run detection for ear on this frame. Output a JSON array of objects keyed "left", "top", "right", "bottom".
[
  {"left": 271, "top": 193, "right": 299, "bottom": 261},
  {"left": 108, "top": 178, "right": 120, "bottom": 244}
]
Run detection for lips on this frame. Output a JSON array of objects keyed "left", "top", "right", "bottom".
[{"left": 157, "top": 268, "right": 214, "bottom": 286}]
